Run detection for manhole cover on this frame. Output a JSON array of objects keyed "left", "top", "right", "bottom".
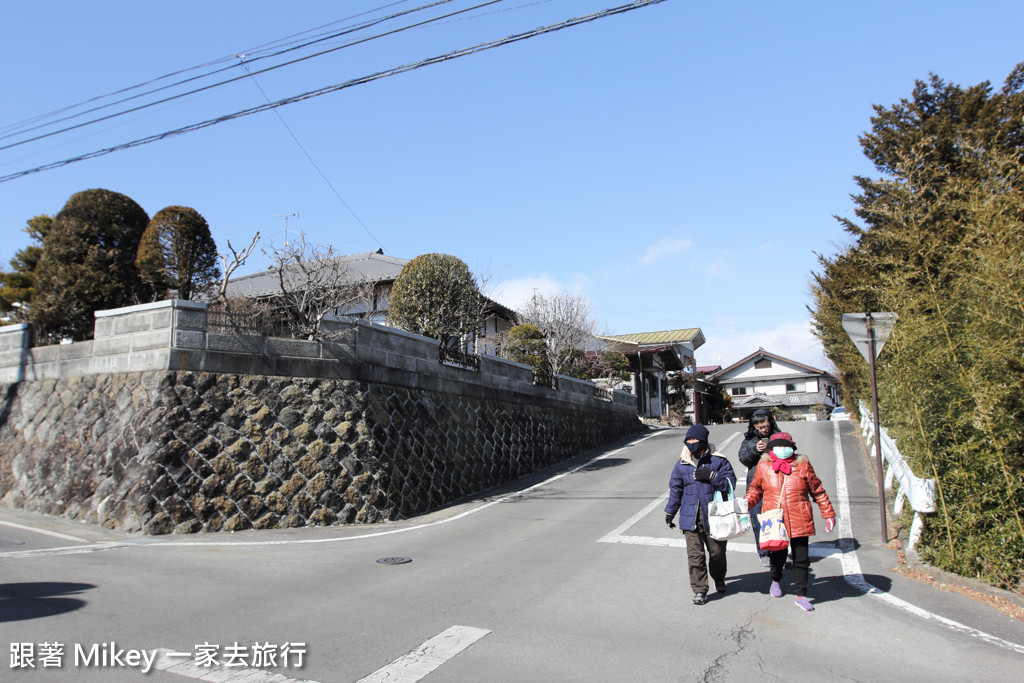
[
  {"left": 0, "top": 540, "right": 25, "bottom": 547},
  {"left": 376, "top": 557, "right": 412, "bottom": 565}
]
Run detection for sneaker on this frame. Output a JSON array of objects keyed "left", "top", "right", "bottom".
[
  {"left": 769, "top": 581, "right": 782, "bottom": 598},
  {"left": 795, "top": 596, "right": 815, "bottom": 611},
  {"left": 715, "top": 582, "right": 727, "bottom": 594},
  {"left": 759, "top": 555, "right": 771, "bottom": 567},
  {"left": 692, "top": 592, "right": 707, "bottom": 605}
]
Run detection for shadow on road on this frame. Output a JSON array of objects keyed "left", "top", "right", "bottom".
[
  {"left": 0, "top": 582, "right": 94, "bottom": 622},
  {"left": 577, "top": 457, "right": 632, "bottom": 471},
  {"left": 715, "top": 566, "right": 890, "bottom": 606},
  {"left": 829, "top": 536, "right": 861, "bottom": 551}
]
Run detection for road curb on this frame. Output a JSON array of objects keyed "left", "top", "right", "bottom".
[
  {"left": 852, "top": 424, "right": 1024, "bottom": 612},
  {"left": 899, "top": 545, "right": 1024, "bottom": 610}
]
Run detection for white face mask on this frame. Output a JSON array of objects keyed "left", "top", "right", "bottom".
[{"left": 772, "top": 446, "right": 794, "bottom": 460}]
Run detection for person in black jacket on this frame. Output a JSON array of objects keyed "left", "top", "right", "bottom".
[
  {"left": 737, "top": 409, "right": 780, "bottom": 566},
  {"left": 664, "top": 424, "right": 737, "bottom": 606}
]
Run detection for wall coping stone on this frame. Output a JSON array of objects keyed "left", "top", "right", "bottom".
[
  {"left": 94, "top": 299, "right": 203, "bottom": 317},
  {"left": 1, "top": 301, "right": 638, "bottom": 417}
]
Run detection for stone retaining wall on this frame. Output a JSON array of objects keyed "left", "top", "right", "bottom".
[
  {"left": 0, "top": 371, "right": 640, "bottom": 534},
  {"left": 0, "top": 301, "right": 642, "bottom": 534}
]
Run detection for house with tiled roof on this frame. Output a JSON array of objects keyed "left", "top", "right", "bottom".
[
  {"left": 224, "top": 249, "right": 406, "bottom": 323},
  {"left": 223, "top": 249, "right": 516, "bottom": 353},
  {"left": 708, "top": 348, "right": 840, "bottom": 422},
  {"left": 596, "top": 328, "right": 705, "bottom": 419}
]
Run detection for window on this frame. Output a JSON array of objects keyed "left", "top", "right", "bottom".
[
  {"left": 732, "top": 387, "right": 747, "bottom": 396},
  {"left": 754, "top": 359, "right": 772, "bottom": 369},
  {"left": 786, "top": 383, "right": 801, "bottom": 393}
]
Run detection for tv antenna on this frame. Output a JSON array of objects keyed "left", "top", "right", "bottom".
[{"left": 272, "top": 213, "right": 299, "bottom": 244}]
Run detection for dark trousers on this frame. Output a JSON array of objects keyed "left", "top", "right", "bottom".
[
  {"left": 749, "top": 499, "right": 767, "bottom": 556},
  {"left": 683, "top": 527, "right": 727, "bottom": 594},
  {"left": 769, "top": 535, "right": 810, "bottom": 596}
]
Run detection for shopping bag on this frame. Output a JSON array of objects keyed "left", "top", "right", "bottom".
[
  {"left": 758, "top": 506, "right": 789, "bottom": 551},
  {"left": 708, "top": 480, "right": 751, "bottom": 541}
]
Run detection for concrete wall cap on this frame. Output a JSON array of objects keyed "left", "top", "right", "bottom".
[{"left": 94, "top": 299, "right": 206, "bottom": 318}]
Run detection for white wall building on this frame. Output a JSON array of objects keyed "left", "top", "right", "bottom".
[{"left": 708, "top": 348, "right": 839, "bottom": 422}]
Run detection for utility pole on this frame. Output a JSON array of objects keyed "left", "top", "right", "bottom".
[{"left": 271, "top": 213, "right": 299, "bottom": 244}]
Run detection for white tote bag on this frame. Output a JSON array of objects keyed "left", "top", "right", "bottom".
[{"left": 708, "top": 480, "right": 751, "bottom": 541}]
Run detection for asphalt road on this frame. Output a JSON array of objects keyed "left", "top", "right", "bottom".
[{"left": 2, "top": 420, "right": 1023, "bottom": 682}]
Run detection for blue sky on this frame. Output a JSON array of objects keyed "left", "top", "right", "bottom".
[{"left": 2, "top": 1, "right": 1022, "bottom": 370}]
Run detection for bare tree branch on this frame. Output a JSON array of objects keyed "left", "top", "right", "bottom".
[
  {"left": 215, "top": 231, "right": 261, "bottom": 312},
  {"left": 517, "top": 291, "right": 598, "bottom": 378},
  {"left": 264, "top": 233, "right": 376, "bottom": 340}
]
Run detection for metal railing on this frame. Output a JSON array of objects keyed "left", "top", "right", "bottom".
[
  {"left": 859, "top": 401, "right": 936, "bottom": 549},
  {"left": 29, "top": 327, "right": 71, "bottom": 347},
  {"left": 206, "top": 309, "right": 294, "bottom": 338},
  {"left": 438, "top": 343, "right": 480, "bottom": 371},
  {"left": 532, "top": 372, "right": 557, "bottom": 389}
]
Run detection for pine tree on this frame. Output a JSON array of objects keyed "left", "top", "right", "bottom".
[
  {"left": 0, "top": 215, "right": 51, "bottom": 318},
  {"left": 810, "top": 63, "right": 1024, "bottom": 591}
]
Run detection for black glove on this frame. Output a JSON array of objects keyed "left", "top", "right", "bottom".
[
  {"left": 665, "top": 514, "right": 676, "bottom": 529},
  {"left": 694, "top": 466, "right": 716, "bottom": 483}
]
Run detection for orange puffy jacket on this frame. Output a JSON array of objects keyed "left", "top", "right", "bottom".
[{"left": 746, "top": 454, "right": 835, "bottom": 538}]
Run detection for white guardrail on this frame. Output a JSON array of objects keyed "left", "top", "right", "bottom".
[{"left": 859, "top": 401, "right": 937, "bottom": 549}]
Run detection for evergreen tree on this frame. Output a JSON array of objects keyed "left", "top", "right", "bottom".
[
  {"left": 810, "top": 63, "right": 1024, "bottom": 591},
  {"left": 504, "top": 323, "right": 552, "bottom": 384},
  {"left": 387, "top": 253, "right": 484, "bottom": 348},
  {"left": 31, "top": 189, "right": 149, "bottom": 339},
  {"left": 0, "top": 215, "right": 51, "bottom": 319},
  {"left": 136, "top": 205, "right": 220, "bottom": 301}
]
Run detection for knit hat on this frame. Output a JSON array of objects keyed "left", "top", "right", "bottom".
[
  {"left": 767, "top": 432, "right": 796, "bottom": 450},
  {"left": 685, "top": 424, "right": 709, "bottom": 443}
]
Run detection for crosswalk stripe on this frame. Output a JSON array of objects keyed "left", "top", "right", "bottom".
[
  {"left": 151, "top": 649, "right": 319, "bottom": 682},
  {"left": 356, "top": 626, "right": 491, "bottom": 683}
]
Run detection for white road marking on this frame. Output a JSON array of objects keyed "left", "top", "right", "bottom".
[
  {"left": 356, "top": 626, "right": 491, "bottom": 683},
  {"left": 151, "top": 648, "right": 319, "bottom": 682},
  {"left": 600, "top": 424, "right": 1024, "bottom": 655},
  {"left": 0, "top": 542, "right": 129, "bottom": 559},
  {"left": 830, "top": 420, "right": 1024, "bottom": 655},
  {"left": 0, "top": 520, "right": 89, "bottom": 542},
  {"left": 712, "top": 431, "right": 742, "bottom": 457},
  {"left": 597, "top": 491, "right": 838, "bottom": 557},
  {"left": 598, "top": 494, "right": 668, "bottom": 544}
]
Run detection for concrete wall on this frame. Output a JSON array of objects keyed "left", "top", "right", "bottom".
[
  {"left": 0, "top": 301, "right": 635, "bottom": 414},
  {"left": 0, "top": 302, "right": 641, "bottom": 534}
]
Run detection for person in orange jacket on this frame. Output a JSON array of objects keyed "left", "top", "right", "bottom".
[{"left": 745, "top": 432, "right": 837, "bottom": 611}]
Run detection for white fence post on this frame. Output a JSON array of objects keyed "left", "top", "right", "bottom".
[{"left": 859, "top": 401, "right": 936, "bottom": 550}]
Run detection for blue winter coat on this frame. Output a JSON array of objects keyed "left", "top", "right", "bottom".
[{"left": 664, "top": 447, "right": 737, "bottom": 532}]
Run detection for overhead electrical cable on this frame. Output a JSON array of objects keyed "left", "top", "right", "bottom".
[
  {"left": 239, "top": 58, "right": 390, "bottom": 255},
  {"left": 0, "top": 0, "right": 502, "bottom": 151},
  {"left": 0, "top": 0, "right": 668, "bottom": 184},
  {"left": 0, "top": 0, "right": 425, "bottom": 137}
]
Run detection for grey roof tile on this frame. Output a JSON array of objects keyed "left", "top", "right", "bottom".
[{"left": 224, "top": 250, "right": 408, "bottom": 299}]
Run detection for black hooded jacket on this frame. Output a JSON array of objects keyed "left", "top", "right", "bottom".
[{"left": 737, "top": 412, "right": 780, "bottom": 485}]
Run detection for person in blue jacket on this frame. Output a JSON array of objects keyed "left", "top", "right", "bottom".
[{"left": 664, "top": 424, "right": 738, "bottom": 605}]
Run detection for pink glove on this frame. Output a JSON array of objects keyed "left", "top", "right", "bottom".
[{"left": 824, "top": 517, "right": 836, "bottom": 533}]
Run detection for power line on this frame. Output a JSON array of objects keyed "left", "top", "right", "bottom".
[
  {"left": 0, "top": 1, "right": 430, "bottom": 137},
  {"left": 241, "top": 58, "right": 390, "bottom": 255},
  {"left": 0, "top": 0, "right": 502, "bottom": 152},
  {"left": 0, "top": 0, "right": 668, "bottom": 184}
]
